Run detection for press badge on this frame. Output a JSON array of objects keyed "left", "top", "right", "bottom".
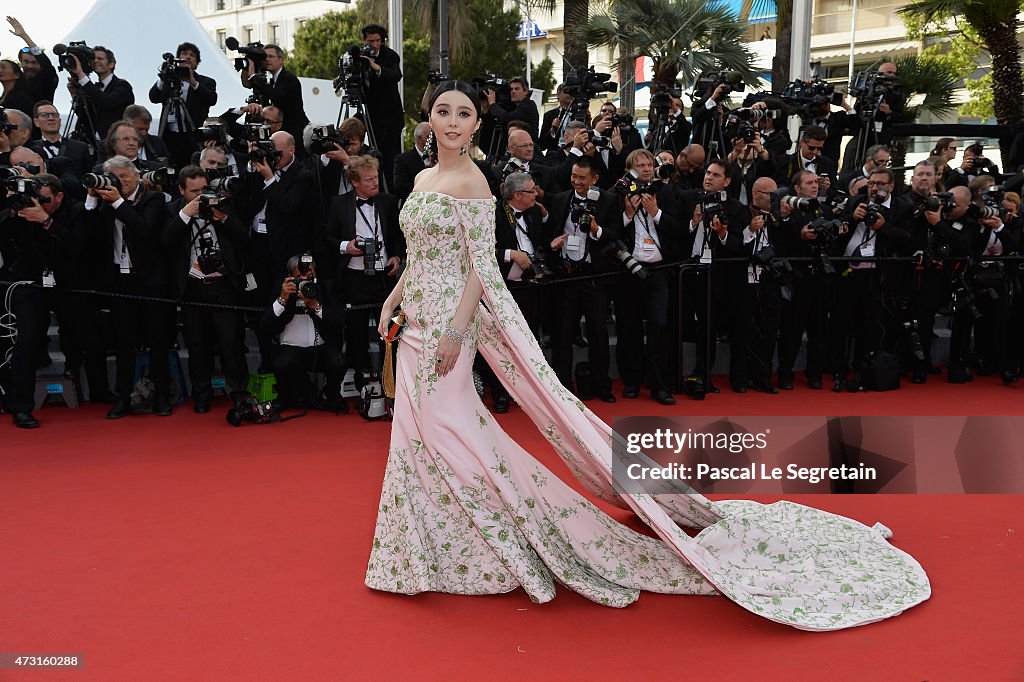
[
  {"left": 566, "top": 234, "right": 584, "bottom": 255},
  {"left": 859, "top": 240, "right": 875, "bottom": 258},
  {"left": 642, "top": 237, "right": 656, "bottom": 252},
  {"left": 42, "top": 271, "right": 56, "bottom": 288}
]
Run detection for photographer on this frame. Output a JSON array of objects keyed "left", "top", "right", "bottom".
[
  {"left": 236, "top": 130, "right": 315, "bottom": 368},
  {"left": 946, "top": 142, "right": 1001, "bottom": 189},
  {"left": 316, "top": 116, "right": 383, "bottom": 199},
  {"left": 66, "top": 45, "right": 135, "bottom": 145},
  {"left": 358, "top": 24, "right": 404, "bottom": 190},
  {"left": 904, "top": 161, "right": 968, "bottom": 382},
  {"left": 832, "top": 168, "right": 912, "bottom": 391},
  {"left": 246, "top": 44, "right": 309, "bottom": 154},
  {"left": 0, "top": 108, "right": 32, "bottom": 161},
  {"left": 148, "top": 42, "right": 218, "bottom": 169},
  {"left": 611, "top": 149, "right": 678, "bottom": 404},
  {"left": 499, "top": 129, "right": 556, "bottom": 198},
  {"left": 776, "top": 170, "right": 836, "bottom": 390},
  {"left": 123, "top": 105, "right": 170, "bottom": 163},
  {"left": 7, "top": 17, "right": 58, "bottom": 107},
  {"left": 322, "top": 155, "right": 404, "bottom": 388},
  {"left": 725, "top": 126, "right": 774, "bottom": 206},
  {"left": 83, "top": 155, "right": 174, "bottom": 418},
  {"left": 776, "top": 126, "right": 837, "bottom": 191},
  {"left": 804, "top": 90, "right": 861, "bottom": 164},
  {"left": 163, "top": 166, "right": 250, "bottom": 413},
  {"left": 747, "top": 98, "right": 791, "bottom": 158},
  {"left": 671, "top": 143, "right": 706, "bottom": 192},
  {"left": 692, "top": 76, "right": 741, "bottom": 160},
  {"left": 481, "top": 76, "right": 539, "bottom": 159},
  {"left": 393, "top": 122, "right": 432, "bottom": 203},
  {"left": 676, "top": 160, "right": 746, "bottom": 393},
  {"left": 0, "top": 173, "right": 81, "bottom": 428},
  {"left": 540, "top": 84, "right": 573, "bottom": 154},
  {"left": 546, "top": 155, "right": 622, "bottom": 402},
  {"left": 837, "top": 144, "right": 890, "bottom": 201},
  {"left": 260, "top": 255, "right": 345, "bottom": 409},
  {"left": 730, "top": 176, "right": 788, "bottom": 394},
  {"left": 28, "top": 101, "right": 90, "bottom": 179},
  {"left": 645, "top": 93, "right": 691, "bottom": 157},
  {"left": 843, "top": 62, "right": 905, "bottom": 172}
]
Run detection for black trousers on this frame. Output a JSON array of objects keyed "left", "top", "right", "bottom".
[
  {"left": 182, "top": 277, "right": 249, "bottom": 401},
  {"left": 678, "top": 267, "right": 725, "bottom": 378},
  {"left": 554, "top": 275, "right": 611, "bottom": 394},
  {"left": 247, "top": 233, "right": 278, "bottom": 370},
  {"left": 613, "top": 269, "right": 671, "bottom": 392},
  {"left": 950, "top": 275, "right": 1010, "bottom": 372},
  {"left": 909, "top": 269, "right": 949, "bottom": 371},
  {"left": 830, "top": 268, "right": 890, "bottom": 377},
  {"left": 272, "top": 344, "right": 344, "bottom": 407},
  {"left": 53, "top": 291, "right": 110, "bottom": 400},
  {"left": 110, "top": 274, "right": 175, "bottom": 399},
  {"left": 4, "top": 285, "right": 51, "bottom": 413},
  {"left": 778, "top": 275, "right": 830, "bottom": 381},
  {"left": 162, "top": 130, "right": 198, "bottom": 170},
  {"left": 731, "top": 278, "right": 782, "bottom": 386},
  {"left": 343, "top": 268, "right": 393, "bottom": 375}
]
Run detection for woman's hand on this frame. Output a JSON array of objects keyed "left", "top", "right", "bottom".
[
  {"left": 378, "top": 302, "right": 397, "bottom": 339},
  {"left": 434, "top": 335, "right": 461, "bottom": 377}
]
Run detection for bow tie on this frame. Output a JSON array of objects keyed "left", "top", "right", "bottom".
[
  {"left": 97, "top": 81, "right": 106, "bottom": 91},
  {"left": 513, "top": 210, "right": 524, "bottom": 220},
  {"left": 356, "top": 197, "right": 375, "bottom": 207}
]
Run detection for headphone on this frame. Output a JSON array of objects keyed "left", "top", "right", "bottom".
[{"left": 361, "top": 24, "right": 388, "bottom": 41}]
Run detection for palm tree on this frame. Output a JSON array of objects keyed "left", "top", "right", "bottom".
[
  {"left": 898, "top": 0, "right": 1024, "bottom": 125},
  {"left": 362, "top": 0, "right": 478, "bottom": 72},
  {"left": 743, "top": 0, "right": 791, "bottom": 92},
  {"left": 575, "top": 0, "right": 758, "bottom": 106}
]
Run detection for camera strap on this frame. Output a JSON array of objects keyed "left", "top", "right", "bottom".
[
  {"left": 635, "top": 209, "right": 663, "bottom": 254},
  {"left": 355, "top": 201, "right": 385, "bottom": 269}
]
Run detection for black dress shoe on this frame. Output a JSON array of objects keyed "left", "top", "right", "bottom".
[
  {"left": 652, "top": 390, "right": 677, "bottom": 405},
  {"left": 597, "top": 391, "right": 617, "bottom": 403},
  {"left": 1001, "top": 370, "right": 1018, "bottom": 386},
  {"left": 493, "top": 395, "right": 510, "bottom": 413},
  {"left": 106, "top": 401, "right": 131, "bottom": 419},
  {"left": 926, "top": 365, "right": 942, "bottom": 375},
  {"left": 154, "top": 397, "right": 173, "bottom": 417},
  {"left": 194, "top": 399, "right": 212, "bottom": 414},
  {"left": 751, "top": 381, "right": 779, "bottom": 394},
  {"left": 13, "top": 412, "right": 39, "bottom": 429},
  {"left": 807, "top": 377, "right": 822, "bottom": 390},
  {"left": 707, "top": 383, "right": 721, "bottom": 394},
  {"left": 622, "top": 385, "right": 640, "bottom": 399},
  {"left": 89, "top": 390, "right": 118, "bottom": 404},
  {"left": 730, "top": 382, "right": 748, "bottom": 394},
  {"left": 832, "top": 379, "right": 847, "bottom": 393},
  {"left": 778, "top": 378, "right": 794, "bottom": 390},
  {"left": 910, "top": 371, "right": 926, "bottom": 384}
]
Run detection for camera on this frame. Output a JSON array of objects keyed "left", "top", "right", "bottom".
[
  {"left": 225, "top": 37, "right": 267, "bottom": 74},
  {"left": 694, "top": 71, "right": 745, "bottom": 100},
  {"left": 849, "top": 68, "right": 900, "bottom": 120},
  {"left": 195, "top": 224, "right": 226, "bottom": 274},
  {"left": 158, "top": 52, "right": 190, "bottom": 84},
  {"left": 780, "top": 195, "right": 818, "bottom": 212},
  {"left": 563, "top": 66, "right": 618, "bottom": 124},
  {"left": 205, "top": 164, "right": 239, "bottom": 182},
  {"left": 198, "top": 123, "right": 228, "bottom": 146},
  {"left": 207, "top": 175, "right": 239, "bottom": 196},
  {"left": 198, "top": 193, "right": 229, "bottom": 221},
  {"left": 501, "top": 157, "right": 527, "bottom": 180},
  {"left": 700, "top": 189, "right": 729, "bottom": 227},
  {"left": 353, "top": 236, "right": 382, "bottom": 276},
  {"left": 4, "top": 176, "right": 49, "bottom": 212},
  {"left": 141, "top": 167, "right": 176, "bottom": 187},
  {"left": 334, "top": 45, "right": 373, "bottom": 104},
  {"left": 655, "top": 156, "right": 674, "bottom": 180},
  {"left": 249, "top": 140, "right": 282, "bottom": 166},
  {"left": 82, "top": 172, "right": 121, "bottom": 191},
  {"left": 521, "top": 252, "right": 554, "bottom": 282},
  {"left": 965, "top": 143, "right": 998, "bottom": 173},
  {"left": 0, "top": 107, "right": 14, "bottom": 135},
  {"left": 609, "top": 113, "right": 634, "bottom": 128},
  {"left": 53, "top": 41, "right": 94, "bottom": 75},
  {"left": 427, "top": 69, "right": 446, "bottom": 85},
  {"left": 751, "top": 243, "right": 794, "bottom": 280},
  {"left": 782, "top": 78, "right": 843, "bottom": 119},
  {"left": 472, "top": 73, "right": 513, "bottom": 108},
  {"left": 227, "top": 396, "right": 282, "bottom": 426},
  {"left": 570, "top": 186, "right": 602, "bottom": 232},
  {"left": 724, "top": 115, "right": 757, "bottom": 144},
  {"left": 864, "top": 201, "right": 884, "bottom": 227},
  {"left": 310, "top": 124, "right": 347, "bottom": 156},
  {"left": 917, "top": 192, "right": 955, "bottom": 213},
  {"left": 615, "top": 169, "right": 658, "bottom": 198},
  {"left": 602, "top": 239, "right": 648, "bottom": 279}
]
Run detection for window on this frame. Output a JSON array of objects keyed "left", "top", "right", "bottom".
[
  {"left": 241, "top": 0, "right": 251, "bottom": 6},
  {"left": 214, "top": 0, "right": 225, "bottom": 10},
  {"left": 244, "top": 26, "right": 254, "bottom": 43},
  {"left": 216, "top": 30, "right": 227, "bottom": 51},
  {"left": 269, "top": 23, "right": 279, "bottom": 44}
]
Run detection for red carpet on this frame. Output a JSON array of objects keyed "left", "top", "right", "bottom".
[{"left": 3, "top": 378, "right": 1023, "bottom": 680}]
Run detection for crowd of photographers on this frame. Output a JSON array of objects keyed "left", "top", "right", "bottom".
[{"left": 2, "top": 17, "right": 1023, "bottom": 429}]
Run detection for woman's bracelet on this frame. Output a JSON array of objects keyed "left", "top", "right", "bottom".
[{"left": 443, "top": 325, "right": 467, "bottom": 345}]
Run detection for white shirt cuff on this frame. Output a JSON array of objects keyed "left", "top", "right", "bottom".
[
  {"left": 590, "top": 226, "right": 603, "bottom": 240},
  {"left": 704, "top": 99, "right": 716, "bottom": 110},
  {"left": 651, "top": 209, "right": 662, "bottom": 225},
  {"left": 320, "top": 154, "right": 331, "bottom": 167},
  {"left": 273, "top": 300, "right": 286, "bottom": 316},
  {"left": 504, "top": 249, "right": 512, "bottom": 263},
  {"left": 742, "top": 227, "right": 756, "bottom": 244},
  {"left": 569, "top": 147, "right": 583, "bottom": 157},
  {"left": 78, "top": 76, "right": 90, "bottom": 87},
  {"left": 111, "top": 197, "right": 125, "bottom": 210},
  {"left": 179, "top": 209, "right": 192, "bottom": 224},
  {"left": 263, "top": 175, "right": 277, "bottom": 188},
  {"left": 340, "top": 240, "right": 349, "bottom": 254},
  {"left": 85, "top": 195, "right": 99, "bottom": 210}
]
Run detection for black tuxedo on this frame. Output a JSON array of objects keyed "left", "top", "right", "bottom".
[
  {"left": 30, "top": 136, "right": 92, "bottom": 185},
  {"left": 493, "top": 200, "right": 547, "bottom": 339},
  {"left": 775, "top": 152, "right": 838, "bottom": 189},
  {"left": 393, "top": 148, "right": 426, "bottom": 203},
  {"left": 137, "top": 134, "right": 170, "bottom": 164},
  {"left": 23, "top": 51, "right": 58, "bottom": 107},
  {"left": 481, "top": 98, "right": 540, "bottom": 160},
  {"left": 238, "top": 160, "right": 316, "bottom": 280},
  {"left": 85, "top": 187, "right": 174, "bottom": 400},
  {"left": 323, "top": 191, "right": 405, "bottom": 376},
  {"left": 163, "top": 197, "right": 250, "bottom": 401},
  {"left": 806, "top": 110, "right": 862, "bottom": 164},
  {"left": 540, "top": 106, "right": 571, "bottom": 153},
  {"left": 546, "top": 188, "right": 622, "bottom": 396},
  {"left": 71, "top": 74, "right": 135, "bottom": 143},
  {"left": 260, "top": 296, "right": 345, "bottom": 406},
  {"left": 554, "top": 150, "right": 611, "bottom": 192},
  {"left": 251, "top": 68, "right": 309, "bottom": 148},
  {"left": 726, "top": 156, "right": 776, "bottom": 206},
  {"left": 363, "top": 46, "right": 404, "bottom": 187},
  {"left": 0, "top": 198, "right": 81, "bottom": 414},
  {"left": 149, "top": 73, "right": 219, "bottom": 133}
]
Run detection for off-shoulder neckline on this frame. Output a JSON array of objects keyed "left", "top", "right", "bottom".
[{"left": 408, "top": 190, "right": 495, "bottom": 203}]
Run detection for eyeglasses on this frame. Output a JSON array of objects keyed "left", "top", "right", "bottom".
[
  {"left": 515, "top": 188, "right": 538, "bottom": 195},
  {"left": 262, "top": 118, "right": 281, "bottom": 124},
  {"left": 511, "top": 143, "right": 535, "bottom": 149},
  {"left": 111, "top": 136, "right": 138, "bottom": 143},
  {"left": 945, "top": 146, "right": 957, "bottom": 151},
  {"left": 866, "top": 180, "right": 889, "bottom": 187},
  {"left": 806, "top": 144, "right": 823, "bottom": 151},
  {"left": 35, "top": 112, "right": 60, "bottom": 119}
]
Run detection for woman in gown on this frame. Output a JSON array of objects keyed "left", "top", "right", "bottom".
[{"left": 366, "top": 81, "right": 930, "bottom": 631}]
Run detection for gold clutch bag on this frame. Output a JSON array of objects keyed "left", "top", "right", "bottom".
[{"left": 382, "top": 310, "right": 407, "bottom": 398}]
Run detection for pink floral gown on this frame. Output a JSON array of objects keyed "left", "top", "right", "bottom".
[{"left": 365, "top": 192, "right": 930, "bottom": 631}]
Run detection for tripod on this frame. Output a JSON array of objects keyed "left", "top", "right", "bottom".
[
  {"left": 64, "top": 89, "right": 99, "bottom": 160},
  {"left": 647, "top": 110, "right": 675, "bottom": 156},
  {"left": 157, "top": 77, "right": 198, "bottom": 168}
]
